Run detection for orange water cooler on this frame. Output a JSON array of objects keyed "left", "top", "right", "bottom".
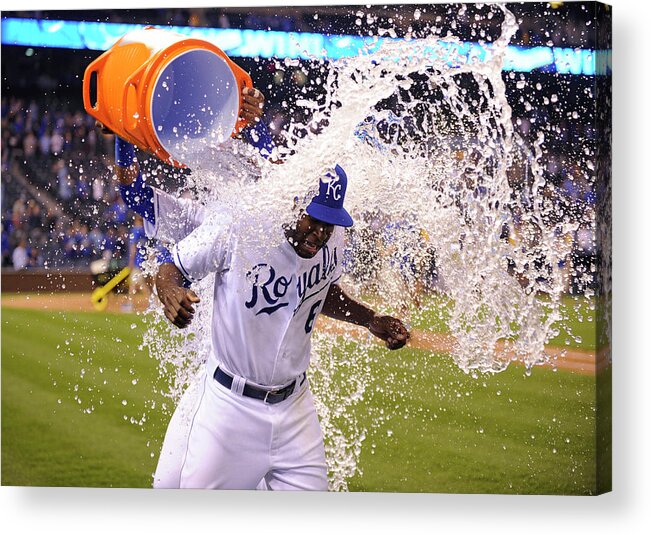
[{"left": 83, "top": 27, "right": 252, "bottom": 168}]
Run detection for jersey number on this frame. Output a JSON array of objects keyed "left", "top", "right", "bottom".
[{"left": 304, "top": 300, "right": 322, "bottom": 334}]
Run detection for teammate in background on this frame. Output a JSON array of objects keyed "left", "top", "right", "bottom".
[
  {"left": 122, "top": 214, "right": 153, "bottom": 312},
  {"left": 102, "top": 86, "right": 411, "bottom": 490}
]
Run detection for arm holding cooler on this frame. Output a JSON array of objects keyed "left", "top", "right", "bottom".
[
  {"left": 240, "top": 120, "right": 276, "bottom": 159},
  {"left": 115, "top": 136, "right": 155, "bottom": 224}
]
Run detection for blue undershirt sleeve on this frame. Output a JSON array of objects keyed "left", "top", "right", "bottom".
[
  {"left": 118, "top": 173, "right": 155, "bottom": 225},
  {"left": 115, "top": 137, "right": 155, "bottom": 225},
  {"left": 115, "top": 136, "right": 136, "bottom": 167},
  {"left": 240, "top": 120, "right": 275, "bottom": 159}
]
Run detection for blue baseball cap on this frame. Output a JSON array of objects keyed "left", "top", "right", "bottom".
[{"left": 305, "top": 164, "right": 354, "bottom": 228}]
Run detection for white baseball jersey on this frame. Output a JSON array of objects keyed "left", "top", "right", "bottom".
[
  {"left": 144, "top": 187, "right": 207, "bottom": 244},
  {"left": 146, "top": 188, "right": 344, "bottom": 387}
]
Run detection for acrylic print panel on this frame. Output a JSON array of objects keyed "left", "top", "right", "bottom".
[{"left": 1, "top": 2, "right": 611, "bottom": 495}]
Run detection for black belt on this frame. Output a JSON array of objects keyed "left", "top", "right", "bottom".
[{"left": 213, "top": 366, "right": 305, "bottom": 405}]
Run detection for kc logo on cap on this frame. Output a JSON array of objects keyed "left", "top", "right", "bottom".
[
  {"left": 305, "top": 164, "right": 354, "bottom": 227},
  {"left": 324, "top": 171, "right": 343, "bottom": 201}
]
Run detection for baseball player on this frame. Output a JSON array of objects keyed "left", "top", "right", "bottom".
[
  {"left": 151, "top": 166, "right": 409, "bottom": 490},
  {"left": 104, "top": 87, "right": 410, "bottom": 490}
]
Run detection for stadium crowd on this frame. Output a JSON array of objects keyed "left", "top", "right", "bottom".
[{"left": 1, "top": 94, "right": 129, "bottom": 271}]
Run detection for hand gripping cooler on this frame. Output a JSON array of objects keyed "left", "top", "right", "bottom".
[{"left": 83, "top": 27, "right": 252, "bottom": 168}]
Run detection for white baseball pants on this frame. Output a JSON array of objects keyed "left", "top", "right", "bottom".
[{"left": 153, "top": 369, "right": 328, "bottom": 490}]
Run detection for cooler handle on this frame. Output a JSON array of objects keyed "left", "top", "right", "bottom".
[
  {"left": 121, "top": 63, "right": 151, "bottom": 150},
  {"left": 82, "top": 53, "right": 111, "bottom": 126}
]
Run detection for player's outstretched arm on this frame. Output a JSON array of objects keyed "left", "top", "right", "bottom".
[
  {"left": 322, "top": 284, "right": 410, "bottom": 350},
  {"left": 155, "top": 262, "right": 200, "bottom": 329}
]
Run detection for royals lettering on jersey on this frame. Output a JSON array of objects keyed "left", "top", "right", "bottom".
[
  {"left": 245, "top": 242, "right": 339, "bottom": 317},
  {"left": 170, "top": 206, "right": 345, "bottom": 386},
  {"left": 294, "top": 242, "right": 339, "bottom": 315}
]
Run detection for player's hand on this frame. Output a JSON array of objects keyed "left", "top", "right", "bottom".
[
  {"left": 368, "top": 315, "right": 410, "bottom": 350},
  {"left": 159, "top": 286, "right": 201, "bottom": 329},
  {"left": 240, "top": 87, "right": 265, "bottom": 124}
]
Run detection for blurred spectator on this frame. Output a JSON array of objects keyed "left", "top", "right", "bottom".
[
  {"left": 27, "top": 245, "right": 44, "bottom": 268},
  {"left": 38, "top": 127, "right": 51, "bottom": 156},
  {"left": 55, "top": 159, "right": 73, "bottom": 201},
  {"left": 27, "top": 200, "right": 43, "bottom": 228},
  {"left": 50, "top": 128, "right": 64, "bottom": 156},
  {"left": 89, "top": 226, "right": 105, "bottom": 254},
  {"left": 92, "top": 175, "right": 105, "bottom": 202},
  {"left": 12, "top": 237, "right": 29, "bottom": 270},
  {"left": 11, "top": 196, "right": 26, "bottom": 231},
  {"left": 106, "top": 195, "right": 129, "bottom": 226},
  {"left": 23, "top": 128, "right": 38, "bottom": 158},
  {"left": 217, "top": 13, "right": 230, "bottom": 28}
]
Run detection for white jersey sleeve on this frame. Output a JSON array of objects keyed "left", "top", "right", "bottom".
[
  {"left": 172, "top": 210, "right": 235, "bottom": 282},
  {"left": 144, "top": 187, "right": 207, "bottom": 243}
]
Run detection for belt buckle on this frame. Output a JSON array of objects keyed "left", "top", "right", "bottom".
[
  {"left": 263, "top": 389, "right": 278, "bottom": 404},
  {"left": 263, "top": 381, "right": 293, "bottom": 404}
]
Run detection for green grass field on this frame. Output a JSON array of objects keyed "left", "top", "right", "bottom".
[
  {"left": 408, "top": 294, "right": 598, "bottom": 351},
  {"left": 1, "top": 307, "right": 169, "bottom": 488},
  {"left": 1, "top": 303, "right": 609, "bottom": 494},
  {"left": 346, "top": 345, "right": 606, "bottom": 494}
]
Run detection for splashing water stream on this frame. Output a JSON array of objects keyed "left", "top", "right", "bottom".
[{"left": 136, "top": 5, "right": 582, "bottom": 491}]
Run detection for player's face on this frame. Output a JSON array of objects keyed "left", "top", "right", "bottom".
[{"left": 287, "top": 214, "right": 335, "bottom": 258}]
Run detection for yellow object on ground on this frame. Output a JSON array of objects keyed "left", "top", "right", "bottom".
[{"left": 91, "top": 267, "right": 131, "bottom": 311}]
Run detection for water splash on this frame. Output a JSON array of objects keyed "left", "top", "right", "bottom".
[{"left": 139, "top": 4, "right": 588, "bottom": 491}]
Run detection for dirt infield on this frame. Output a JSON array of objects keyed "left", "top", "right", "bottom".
[
  {"left": 316, "top": 317, "right": 606, "bottom": 376},
  {"left": 1, "top": 291, "right": 151, "bottom": 314},
  {"left": 2, "top": 291, "right": 605, "bottom": 375}
]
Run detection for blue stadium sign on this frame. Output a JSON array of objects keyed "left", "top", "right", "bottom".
[{"left": 1, "top": 17, "right": 610, "bottom": 76}]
